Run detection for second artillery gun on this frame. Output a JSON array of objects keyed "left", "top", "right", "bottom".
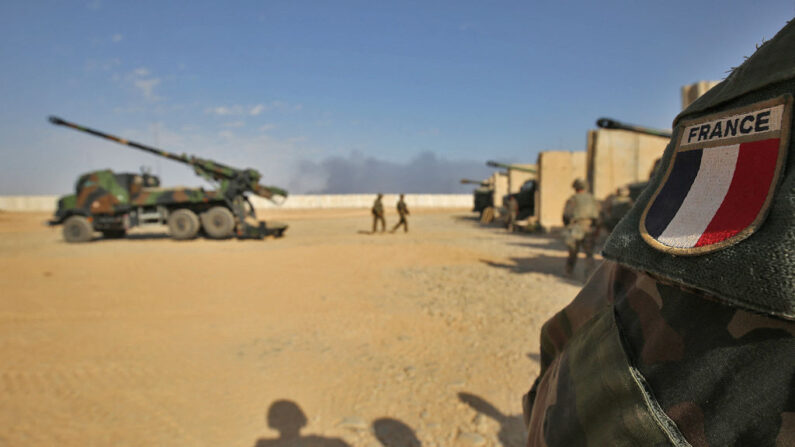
[
  {"left": 48, "top": 116, "right": 288, "bottom": 242},
  {"left": 460, "top": 178, "right": 493, "bottom": 218},
  {"left": 485, "top": 160, "right": 537, "bottom": 226},
  {"left": 595, "top": 117, "right": 671, "bottom": 231}
]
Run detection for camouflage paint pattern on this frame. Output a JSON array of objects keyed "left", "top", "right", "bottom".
[
  {"left": 524, "top": 261, "right": 794, "bottom": 446},
  {"left": 53, "top": 170, "right": 226, "bottom": 222}
]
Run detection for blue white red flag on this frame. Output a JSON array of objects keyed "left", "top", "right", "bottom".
[{"left": 641, "top": 96, "right": 791, "bottom": 255}]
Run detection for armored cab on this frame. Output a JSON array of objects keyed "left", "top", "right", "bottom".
[
  {"left": 460, "top": 178, "right": 494, "bottom": 216},
  {"left": 48, "top": 116, "right": 288, "bottom": 242}
]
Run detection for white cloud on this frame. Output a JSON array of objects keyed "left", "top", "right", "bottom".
[
  {"left": 111, "top": 33, "right": 123, "bottom": 43},
  {"left": 223, "top": 121, "right": 246, "bottom": 128},
  {"left": 206, "top": 101, "right": 302, "bottom": 117},
  {"left": 133, "top": 67, "right": 150, "bottom": 76},
  {"left": 133, "top": 78, "right": 161, "bottom": 101}
]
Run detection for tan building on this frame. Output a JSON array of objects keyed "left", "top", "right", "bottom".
[
  {"left": 681, "top": 80, "right": 720, "bottom": 110},
  {"left": 586, "top": 129, "right": 669, "bottom": 200},
  {"left": 536, "top": 151, "right": 586, "bottom": 229},
  {"left": 491, "top": 171, "right": 508, "bottom": 213}
]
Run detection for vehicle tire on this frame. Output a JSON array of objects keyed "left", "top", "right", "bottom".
[
  {"left": 63, "top": 215, "right": 94, "bottom": 243},
  {"left": 101, "top": 229, "right": 127, "bottom": 239},
  {"left": 200, "top": 206, "right": 235, "bottom": 239},
  {"left": 168, "top": 209, "right": 200, "bottom": 240}
]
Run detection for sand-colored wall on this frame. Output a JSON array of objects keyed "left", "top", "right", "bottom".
[
  {"left": 0, "top": 194, "right": 473, "bottom": 212},
  {"left": 681, "top": 80, "right": 720, "bottom": 110},
  {"left": 537, "top": 151, "right": 586, "bottom": 229},
  {"left": 491, "top": 172, "right": 508, "bottom": 211},
  {"left": 586, "top": 129, "right": 669, "bottom": 200},
  {"left": 507, "top": 164, "right": 536, "bottom": 194}
]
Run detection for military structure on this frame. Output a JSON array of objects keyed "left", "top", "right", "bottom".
[
  {"left": 595, "top": 117, "right": 672, "bottom": 230},
  {"left": 460, "top": 178, "right": 493, "bottom": 217},
  {"left": 485, "top": 161, "right": 538, "bottom": 224},
  {"left": 48, "top": 116, "right": 288, "bottom": 242}
]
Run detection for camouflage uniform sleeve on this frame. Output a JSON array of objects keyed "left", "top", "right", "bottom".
[{"left": 524, "top": 261, "right": 795, "bottom": 446}]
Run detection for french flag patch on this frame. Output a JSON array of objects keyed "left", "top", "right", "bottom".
[{"left": 641, "top": 96, "right": 791, "bottom": 255}]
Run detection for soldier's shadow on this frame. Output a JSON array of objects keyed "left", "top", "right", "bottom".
[
  {"left": 457, "top": 392, "right": 526, "bottom": 447},
  {"left": 480, "top": 255, "right": 587, "bottom": 285},
  {"left": 372, "top": 417, "right": 421, "bottom": 446},
  {"left": 507, "top": 234, "right": 568, "bottom": 251},
  {"left": 253, "top": 400, "right": 350, "bottom": 447}
]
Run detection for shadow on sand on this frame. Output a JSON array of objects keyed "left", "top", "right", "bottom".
[
  {"left": 480, "top": 254, "right": 586, "bottom": 285},
  {"left": 253, "top": 400, "right": 424, "bottom": 447},
  {"left": 253, "top": 400, "right": 350, "bottom": 447},
  {"left": 372, "top": 417, "right": 421, "bottom": 446},
  {"left": 458, "top": 392, "right": 526, "bottom": 447}
]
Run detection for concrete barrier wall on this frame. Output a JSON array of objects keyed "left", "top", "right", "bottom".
[
  {"left": 0, "top": 194, "right": 472, "bottom": 212},
  {"left": 586, "top": 128, "right": 669, "bottom": 200},
  {"left": 537, "top": 151, "right": 587, "bottom": 230}
]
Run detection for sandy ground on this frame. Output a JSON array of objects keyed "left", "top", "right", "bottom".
[{"left": 0, "top": 208, "right": 594, "bottom": 447}]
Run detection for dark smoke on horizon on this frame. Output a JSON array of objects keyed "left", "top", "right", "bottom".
[{"left": 289, "top": 151, "right": 494, "bottom": 194}]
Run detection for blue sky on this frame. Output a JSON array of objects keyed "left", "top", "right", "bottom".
[{"left": 1, "top": 1, "right": 792, "bottom": 194}]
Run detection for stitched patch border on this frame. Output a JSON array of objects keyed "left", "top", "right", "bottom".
[{"left": 640, "top": 95, "right": 792, "bottom": 255}]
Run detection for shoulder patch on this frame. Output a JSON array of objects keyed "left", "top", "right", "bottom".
[{"left": 640, "top": 95, "right": 792, "bottom": 255}]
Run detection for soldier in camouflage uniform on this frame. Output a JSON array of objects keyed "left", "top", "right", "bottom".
[
  {"left": 391, "top": 194, "right": 410, "bottom": 233},
  {"left": 523, "top": 21, "right": 795, "bottom": 446},
  {"left": 372, "top": 193, "right": 386, "bottom": 233},
  {"left": 562, "top": 178, "right": 599, "bottom": 276}
]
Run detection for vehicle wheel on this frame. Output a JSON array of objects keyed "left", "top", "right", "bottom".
[
  {"left": 168, "top": 209, "right": 200, "bottom": 240},
  {"left": 63, "top": 216, "right": 93, "bottom": 243},
  {"left": 200, "top": 206, "right": 235, "bottom": 239},
  {"left": 101, "top": 229, "right": 127, "bottom": 239}
]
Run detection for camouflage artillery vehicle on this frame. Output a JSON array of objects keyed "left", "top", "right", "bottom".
[
  {"left": 595, "top": 117, "right": 671, "bottom": 231},
  {"left": 48, "top": 116, "right": 288, "bottom": 242}
]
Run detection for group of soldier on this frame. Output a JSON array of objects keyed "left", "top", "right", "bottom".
[{"left": 370, "top": 193, "right": 410, "bottom": 234}]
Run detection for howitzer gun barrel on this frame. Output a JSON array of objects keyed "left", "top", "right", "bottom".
[
  {"left": 596, "top": 118, "right": 672, "bottom": 139},
  {"left": 486, "top": 160, "right": 537, "bottom": 174},
  {"left": 49, "top": 116, "right": 193, "bottom": 165},
  {"left": 460, "top": 178, "right": 490, "bottom": 186},
  {"left": 48, "top": 116, "right": 287, "bottom": 201}
]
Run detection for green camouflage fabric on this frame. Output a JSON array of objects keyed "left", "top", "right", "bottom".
[
  {"left": 372, "top": 196, "right": 384, "bottom": 216},
  {"left": 397, "top": 198, "right": 409, "bottom": 216},
  {"left": 563, "top": 191, "right": 598, "bottom": 226},
  {"left": 562, "top": 191, "right": 599, "bottom": 272},
  {"left": 523, "top": 261, "right": 795, "bottom": 446}
]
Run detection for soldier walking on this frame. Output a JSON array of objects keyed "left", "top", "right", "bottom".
[
  {"left": 371, "top": 193, "right": 386, "bottom": 233},
  {"left": 391, "top": 194, "right": 410, "bottom": 233},
  {"left": 562, "top": 178, "right": 598, "bottom": 276}
]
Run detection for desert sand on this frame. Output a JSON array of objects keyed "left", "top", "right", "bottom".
[{"left": 0, "top": 209, "right": 590, "bottom": 447}]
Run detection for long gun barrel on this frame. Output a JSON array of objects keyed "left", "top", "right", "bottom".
[
  {"left": 48, "top": 116, "right": 287, "bottom": 200},
  {"left": 596, "top": 118, "right": 672, "bottom": 139},
  {"left": 486, "top": 160, "right": 537, "bottom": 174},
  {"left": 460, "top": 178, "right": 490, "bottom": 186}
]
